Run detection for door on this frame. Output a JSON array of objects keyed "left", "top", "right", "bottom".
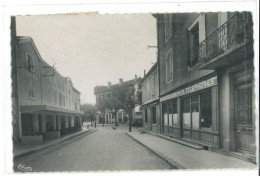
[{"left": 234, "top": 84, "right": 253, "bottom": 152}]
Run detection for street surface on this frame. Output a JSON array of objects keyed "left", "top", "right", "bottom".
[{"left": 14, "top": 125, "right": 172, "bottom": 172}]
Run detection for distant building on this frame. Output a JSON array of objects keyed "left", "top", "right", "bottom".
[
  {"left": 94, "top": 76, "right": 141, "bottom": 124},
  {"left": 12, "top": 36, "right": 83, "bottom": 144},
  {"left": 140, "top": 62, "right": 160, "bottom": 132},
  {"left": 152, "top": 12, "right": 255, "bottom": 160}
]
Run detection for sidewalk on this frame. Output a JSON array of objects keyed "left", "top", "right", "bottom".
[
  {"left": 13, "top": 127, "right": 94, "bottom": 158},
  {"left": 126, "top": 130, "right": 257, "bottom": 169}
]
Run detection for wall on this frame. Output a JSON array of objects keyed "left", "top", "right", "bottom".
[
  {"left": 157, "top": 13, "right": 217, "bottom": 96},
  {"left": 17, "top": 39, "right": 81, "bottom": 112},
  {"left": 17, "top": 42, "right": 42, "bottom": 106},
  {"left": 142, "top": 68, "right": 159, "bottom": 104}
]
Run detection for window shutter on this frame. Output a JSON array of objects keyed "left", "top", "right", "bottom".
[{"left": 199, "top": 14, "right": 206, "bottom": 43}]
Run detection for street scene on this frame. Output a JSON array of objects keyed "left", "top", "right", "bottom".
[{"left": 10, "top": 11, "right": 257, "bottom": 173}]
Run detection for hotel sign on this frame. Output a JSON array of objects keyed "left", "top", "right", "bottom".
[{"left": 160, "top": 76, "right": 217, "bottom": 102}]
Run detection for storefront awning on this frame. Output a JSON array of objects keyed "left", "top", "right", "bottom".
[{"left": 20, "top": 105, "right": 84, "bottom": 115}]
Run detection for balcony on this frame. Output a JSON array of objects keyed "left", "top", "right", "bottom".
[{"left": 197, "top": 13, "right": 253, "bottom": 70}]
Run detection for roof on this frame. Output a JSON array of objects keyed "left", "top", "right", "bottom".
[
  {"left": 142, "top": 62, "right": 158, "bottom": 82},
  {"left": 94, "top": 79, "right": 137, "bottom": 95},
  {"left": 20, "top": 105, "right": 84, "bottom": 115}
]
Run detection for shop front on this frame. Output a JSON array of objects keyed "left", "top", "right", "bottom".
[
  {"left": 160, "top": 76, "right": 219, "bottom": 148},
  {"left": 141, "top": 100, "right": 160, "bottom": 133}
]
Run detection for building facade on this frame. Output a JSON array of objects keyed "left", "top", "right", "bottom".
[
  {"left": 13, "top": 36, "right": 83, "bottom": 144},
  {"left": 140, "top": 62, "right": 160, "bottom": 133},
  {"left": 152, "top": 12, "right": 255, "bottom": 159},
  {"left": 94, "top": 76, "right": 141, "bottom": 125}
]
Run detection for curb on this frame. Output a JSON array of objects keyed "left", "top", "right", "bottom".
[
  {"left": 140, "top": 129, "right": 203, "bottom": 150},
  {"left": 14, "top": 129, "right": 96, "bottom": 158},
  {"left": 126, "top": 132, "right": 186, "bottom": 169}
]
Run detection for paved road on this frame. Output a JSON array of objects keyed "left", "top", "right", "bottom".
[{"left": 14, "top": 125, "right": 172, "bottom": 172}]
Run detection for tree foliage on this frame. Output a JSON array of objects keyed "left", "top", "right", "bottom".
[{"left": 81, "top": 103, "right": 96, "bottom": 124}]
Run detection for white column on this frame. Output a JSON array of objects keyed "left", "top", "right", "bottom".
[
  {"left": 65, "top": 116, "right": 69, "bottom": 128},
  {"left": 57, "top": 115, "right": 61, "bottom": 130},
  {"left": 41, "top": 114, "right": 46, "bottom": 133},
  {"left": 32, "top": 114, "right": 39, "bottom": 134}
]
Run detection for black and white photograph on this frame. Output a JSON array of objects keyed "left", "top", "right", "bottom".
[{"left": 1, "top": 1, "right": 259, "bottom": 175}]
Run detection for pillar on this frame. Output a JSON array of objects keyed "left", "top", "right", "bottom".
[
  {"left": 51, "top": 115, "right": 57, "bottom": 131},
  {"left": 57, "top": 115, "right": 61, "bottom": 130},
  {"left": 177, "top": 97, "right": 181, "bottom": 137},
  {"left": 41, "top": 114, "right": 46, "bottom": 134},
  {"left": 65, "top": 116, "right": 69, "bottom": 128},
  {"left": 32, "top": 114, "right": 39, "bottom": 134},
  {"left": 219, "top": 70, "right": 235, "bottom": 151},
  {"left": 71, "top": 116, "right": 75, "bottom": 127}
]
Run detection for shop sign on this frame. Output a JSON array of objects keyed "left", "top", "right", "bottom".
[{"left": 160, "top": 76, "right": 217, "bottom": 102}]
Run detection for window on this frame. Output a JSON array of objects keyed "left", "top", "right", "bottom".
[
  {"left": 165, "top": 49, "right": 173, "bottom": 83},
  {"left": 59, "top": 92, "right": 62, "bottom": 106},
  {"left": 144, "top": 109, "right": 148, "bottom": 123},
  {"left": 187, "top": 14, "right": 205, "bottom": 67},
  {"left": 172, "top": 99, "right": 178, "bottom": 126},
  {"left": 164, "top": 14, "right": 172, "bottom": 42},
  {"left": 182, "top": 89, "right": 212, "bottom": 130},
  {"left": 200, "top": 91, "right": 212, "bottom": 128},
  {"left": 29, "top": 79, "right": 34, "bottom": 98},
  {"left": 163, "top": 103, "right": 168, "bottom": 126},
  {"left": 152, "top": 107, "right": 156, "bottom": 124},
  {"left": 188, "top": 24, "right": 199, "bottom": 66},
  {"left": 25, "top": 54, "right": 34, "bottom": 72},
  {"left": 182, "top": 97, "right": 191, "bottom": 129}
]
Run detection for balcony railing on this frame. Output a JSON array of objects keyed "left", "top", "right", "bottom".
[{"left": 198, "top": 13, "right": 253, "bottom": 65}]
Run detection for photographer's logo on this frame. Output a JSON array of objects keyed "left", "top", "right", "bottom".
[{"left": 18, "top": 164, "right": 32, "bottom": 172}]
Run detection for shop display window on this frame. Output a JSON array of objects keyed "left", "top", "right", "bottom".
[
  {"left": 172, "top": 99, "right": 178, "bottom": 126},
  {"left": 191, "top": 95, "right": 200, "bottom": 129},
  {"left": 168, "top": 102, "right": 173, "bottom": 126},
  {"left": 182, "top": 97, "right": 191, "bottom": 128},
  {"left": 200, "top": 90, "right": 212, "bottom": 128}
]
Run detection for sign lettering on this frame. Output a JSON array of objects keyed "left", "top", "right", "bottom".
[{"left": 161, "top": 76, "right": 217, "bottom": 102}]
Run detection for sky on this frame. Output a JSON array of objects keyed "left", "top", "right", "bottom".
[{"left": 16, "top": 14, "right": 157, "bottom": 104}]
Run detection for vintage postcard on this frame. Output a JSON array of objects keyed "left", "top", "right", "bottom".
[{"left": 1, "top": 1, "right": 259, "bottom": 176}]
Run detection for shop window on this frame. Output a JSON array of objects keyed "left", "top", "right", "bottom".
[
  {"left": 168, "top": 102, "right": 173, "bottom": 126},
  {"left": 172, "top": 99, "right": 178, "bottom": 126},
  {"left": 191, "top": 94, "right": 200, "bottom": 129},
  {"left": 163, "top": 103, "right": 168, "bottom": 126},
  {"left": 152, "top": 107, "right": 156, "bottom": 124},
  {"left": 144, "top": 109, "right": 148, "bottom": 123},
  {"left": 200, "top": 91, "right": 212, "bottom": 128},
  {"left": 182, "top": 97, "right": 191, "bottom": 128}
]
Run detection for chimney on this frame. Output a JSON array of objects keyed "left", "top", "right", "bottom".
[
  {"left": 144, "top": 69, "right": 146, "bottom": 76},
  {"left": 119, "top": 78, "right": 123, "bottom": 85},
  {"left": 108, "top": 82, "right": 111, "bottom": 88},
  {"left": 135, "top": 74, "right": 137, "bottom": 80}
]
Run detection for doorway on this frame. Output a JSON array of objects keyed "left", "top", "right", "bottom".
[{"left": 234, "top": 84, "right": 253, "bottom": 153}]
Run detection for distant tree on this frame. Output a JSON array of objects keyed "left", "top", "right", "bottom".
[
  {"left": 103, "top": 89, "right": 123, "bottom": 127},
  {"left": 96, "top": 98, "right": 107, "bottom": 127},
  {"left": 114, "top": 80, "right": 142, "bottom": 132},
  {"left": 81, "top": 103, "right": 96, "bottom": 126}
]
